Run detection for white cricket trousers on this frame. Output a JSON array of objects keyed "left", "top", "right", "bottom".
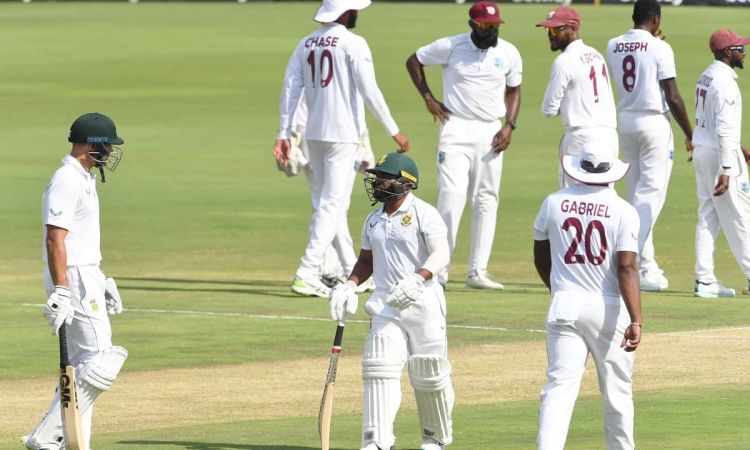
[
  {"left": 538, "top": 299, "right": 635, "bottom": 450},
  {"left": 296, "top": 140, "right": 358, "bottom": 280},
  {"left": 619, "top": 111, "right": 673, "bottom": 275},
  {"left": 436, "top": 116, "right": 503, "bottom": 277},
  {"left": 559, "top": 127, "right": 620, "bottom": 188},
  {"left": 692, "top": 145, "right": 750, "bottom": 282},
  {"left": 301, "top": 136, "right": 358, "bottom": 275}
]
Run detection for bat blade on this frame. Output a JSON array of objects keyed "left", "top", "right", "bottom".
[
  {"left": 318, "top": 322, "right": 345, "bottom": 450},
  {"left": 59, "top": 326, "right": 84, "bottom": 450}
]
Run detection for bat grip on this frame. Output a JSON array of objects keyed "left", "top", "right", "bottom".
[
  {"left": 59, "top": 325, "right": 70, "bottom": 369},
  {"left": 333, "top": 322, "right": 345, "bottom": 347}
]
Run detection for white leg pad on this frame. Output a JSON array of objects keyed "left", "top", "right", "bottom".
[
  {"left": 24, "top": 389, "right": 64, "bottom": 450},
  {"left": 408, "top": 355, "right": 454, "bottom": 446},
  {"left": 361, "top": 333, "right": 406, "bottom": 450},
  {"left": 78, "top": 346, "right": 128, "bottom": 449}
]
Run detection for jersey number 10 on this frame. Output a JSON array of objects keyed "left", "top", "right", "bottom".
[{"left": 307, "top": 50, "right": 334, "bottom": 88}]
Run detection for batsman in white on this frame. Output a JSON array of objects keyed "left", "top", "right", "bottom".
[
  {"left": 606, "top": 0, "right": 694, "bottom": 293},
  {"left": 329, "top": 153, "right": 454, "bottom": 450},
  {"left": 280, "top": 95, "right": 376, "bottom": 292},
  {"left": 275, "top": 0, "right": 409, "bottom": 298},
  {"left": 692, "top": 29, "right": 750, "bottom": 298},
  {"left": 405, "top": 1, "right": 522, "bottom": 290},
  {"left": 538, "top": 6, "right": 618, "bottom": 187},
  {"left": 25, "top": 113, "right": 129, "bottom": 450},
  {"left": 533, "top": 132, "right": 643, "bottom": 450}
]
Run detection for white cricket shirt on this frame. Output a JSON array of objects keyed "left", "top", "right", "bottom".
[
  {"left": 693, "top": 60, "right": 744, "bottom": 169},
  {"left": 534, "top": 185, "right": 639, "bottom": 308},
  {"left": 292, "top": 89, "right": 367, "bottom": 136},
  {"left": 542, "top": 39, "right": 617, "bottom": 130},
  {"left": 361, "top": 193, "right": 447, "bottom": 318},
  {"left": 607, "top": 29, "right": 677, "bottom": 114},
  {"left": 416, "top": 33, "right": 523, "bottom": 122},
  {"left": 277, "top": 23, "right": 399, "bottom": 144},
  {"left": 42, "top": 155, "right": 101, "bottom": 266}
]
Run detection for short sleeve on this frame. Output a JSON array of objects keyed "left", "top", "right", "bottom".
[
  {"left": 43, "top": 177, "right": 79, "bottom": 231},
  {"left": 533, "top": 197, "right": 550, "bottom": 241},
  {"left": 360, "top": 212, "right": 374, "bottom": 251},
  {"left": 416, "top": 37, "right": 453, "bottom": 66},
  {"left": 419, "top": 204, "right": 448, "bottom": 241},
  {"left": 656, "top": 41, "right": 677, "bottom": 81},
  {"left": 615, "top": 203, "right": 640, "bottom": 253},
  {"left": 506, "top": 44, "right": 523, "bottom": 88}
]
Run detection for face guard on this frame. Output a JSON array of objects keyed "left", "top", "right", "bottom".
[
  {"left": 87, "top": 137, "right": 123, "bottom": 183},
  {"left": 364, "top": 175, "right": 416, "bottom": 205}
]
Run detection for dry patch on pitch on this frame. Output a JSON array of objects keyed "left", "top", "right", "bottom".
[{"left": 4, "top": 327, "right": 750, "bottom": 438}]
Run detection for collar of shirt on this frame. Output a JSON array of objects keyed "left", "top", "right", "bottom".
[
  {"left": 378, "top": 192, "right": 416, "bottom": 219},
  {"left": 711, "top": 59, "right": 739, "bottom": 80},
  {"left": 628, "top": 28, "right": 652, "bottom": 38},
  {"left": 564, "top": 38, "right": 584, "bottom": 54},
  {"left": 62, "top": 154, "right": 95, "bottom": 181},
  {"left": 465, "top": 33, "right": 489, "bottom": 53}
]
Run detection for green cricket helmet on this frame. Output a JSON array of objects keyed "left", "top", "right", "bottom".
[{"left": 364, "top": 152, "right": 419, "bottom": 204}]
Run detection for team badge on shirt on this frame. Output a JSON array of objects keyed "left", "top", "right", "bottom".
[
  {"left": 494, "top": 57, "right": 503, "bottom": 69},
  {"left": 90, "top": 299, "right": 99, "bottom": 311},
  {"left": 49, "top": 209, "right": 62, "bottom": 217},
  {"left": 742, "top": 182, "right": 750, "bottom": 193},
  {"left": 401, "top": 214, "right": 413, "bottom": 226}
]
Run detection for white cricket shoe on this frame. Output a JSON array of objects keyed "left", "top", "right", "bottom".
[
  {"left": 420, "top": 439, "right": 445, "bottom": 450},
  {"left": 694, "top": 280, "right": 735, "bottom": 298},
  {"left": 290, "top": 276, "right": 331, "bottom": 298},
  {"left": 465, "top": 271, "right": 504, "bottom": 290},
  {"left": 360, "top": 444, "right": 395, "bottom": 450},
  {"left": 640, "top": 271, "right": 668, "bottom": 292},
  {"left": 355, "top": 276, "right": 376, "bottom": 293},
  {"left": 21, "top": 434, "right": 63, "bottom": 450}
]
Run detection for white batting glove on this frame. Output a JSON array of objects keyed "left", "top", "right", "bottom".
[
  {"left": 329, "top": 280, "right": 359, "bottom": 322},
  {"left": 43, "top": 286, "right": 74, "bottom": 336},
  {"left": 388, "top": 273, "right": 425, "bottom": 310},
  {"left": 104, "top": 277, "right": 123, "bottom": 315}
]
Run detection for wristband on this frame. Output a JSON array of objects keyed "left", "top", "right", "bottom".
[{"left": 506, "top": 118, "right": 517, "bottom": 130}]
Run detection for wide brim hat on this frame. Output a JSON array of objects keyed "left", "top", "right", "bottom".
[
  {"left": 561, "top": 137, "right": 628, "bottom": 185},
  {"left": 314, "top": 0, "right": 371, "bottom": 23}
]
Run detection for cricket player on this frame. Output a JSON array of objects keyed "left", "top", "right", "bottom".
[
  {"left": 692, "top": 29, "right": 750, "bottom": 298},
  {"left": 329, "top": 153, "right": 453, "bottom": 450},
  {"left": 405, "top": 0, "right": 522, "bottom": 290},
  {"left": 25, "top": 113, "right": 129, "bottom": 450},
  {"left": 538, "top": 6, "right": 618, "bottom": 187},
  {"left": 534, "top": 132, "right": 643, "bottom": 450},
  {"left": 606, "top": 0, "right": 694, "bottom": 292},
  {"left": 275, "top": 0, "right": 409, "bottom": 298}
]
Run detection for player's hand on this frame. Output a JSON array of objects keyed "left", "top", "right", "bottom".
[
  {"left": 685, "top": 138, "right": 694, "bottom": 153},
  {"left": 392, "top": 132, "right": 410, "bottom": 153},
  {"left": 620, "top": 323, "right": 642, "bottom": 352},
  {"left": 388, "top": 273, "right": 425, "bottom": 310},
  {"left": 424, "top": 95, "right": 452, "bottom": 124},
  {"left": 104, "top": 277, "right": 123, "bottom": 315},
  {"left": 654, "top": 28, "right": 666, "bottom": 41},
  {"left": 492, "top": 126, "right": 513, "bottom": 153},
  {"left": 714, "top": 174, "right": 730, "bottom": 196},
  {"left": 43, "top": 286, "right": 74, "bottom": 336},
  {"left": 274, "top": 139, "right": 291, "bottom": 166},
  {"left": 329, "top": 281, "right": 358, "bottom": 322}
]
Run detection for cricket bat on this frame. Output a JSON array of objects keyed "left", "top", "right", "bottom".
[
  {"left": 59, "top": 325, "right": 84, "bottom": 450},
  {"left": 318, "top": 321, "right": 345, "bottom": 450}
]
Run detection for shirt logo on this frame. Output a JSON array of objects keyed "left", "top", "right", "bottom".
[
  {"left": 494, "top": 57, "right": 503, "bottom": 69},
  {"left": 742, "top": 182, "right": 750, "bottom": 193},
  {"left": 401, "top": 214, "right": 413, "bottom": 226},
  {"left": 438, "top": 151, "right": 446, "bottom": 164},
  {"left": 49, "top": 209, "right": 62, "bottom": 217},
  {"left": 90, "top": 299, "right": 99, "bottom": 312},
  {"left": 369, "top": 221, "right": 377, "bottom": 228},
  {"left": 487, "top": 6, "right": 496, "bottom": 14}
]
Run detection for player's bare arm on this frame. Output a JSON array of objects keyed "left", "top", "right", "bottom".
[
  {"left": 492, "top": 84, "right": 521, "bottom": 153},
  {"left": 660, "top": 78, "right": 694, "bottom": 152},
  {"left": 405, "top": 53, "right": 452, "bottom": 124},
  {"left": 533, "top": 239, "right": 552, "bottom": 290},
  {"left": 273, "top": 139, "right": 291, "bottom": 166},
  {"left": 45, "top": 225, "right": 69, "bottom": 288},
  {"left": 741, "top": 144, "right": 750, "bottom": 163},
  {"left": 617, "top": 250, "right": 642, "bottom": 352},
  {"left": 348, "top": 249, "right": 374, "bottom": 287}
]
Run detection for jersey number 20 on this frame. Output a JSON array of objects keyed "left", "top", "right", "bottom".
[
  {"left": 307, "top": 50, "right": 334, "bottom": 88},
  {"left": 562, "top": 217, "right": 608, "bottom": 265}
]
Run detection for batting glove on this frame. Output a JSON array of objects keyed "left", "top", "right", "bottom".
[
  {"left": 43, "top": 286, "right": 74, "bottom": 336},
  {"left": 388, "top": 273, "right": 425, "bottom": 310},
  {"left": 329, "top": 280, "right": 358, "bottom": 322},
  {"left": 104, "top": 277, "right": 123, "bottom": 315}
]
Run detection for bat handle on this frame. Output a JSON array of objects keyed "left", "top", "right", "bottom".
[{"left": 59, "top": 325, "right": 70, "bottom": 369}]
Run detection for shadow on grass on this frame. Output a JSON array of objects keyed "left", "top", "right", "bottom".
[{"left": 118, "top": 442, "right": 339, "bottom": 450}]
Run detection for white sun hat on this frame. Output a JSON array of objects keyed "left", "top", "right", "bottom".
[
  {"left": 561, "top": 133, "right": 629, "bottom": 185},
  {"left": 314, "top": 0, "right": 372, "bottom": 23}
]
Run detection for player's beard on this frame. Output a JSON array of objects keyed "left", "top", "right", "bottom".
[
  {"left": 346, "top": 11, "right": 358, "bottom": 29},
  {"left": 471, "top": 31, "right": 498, "bottom": 50}
]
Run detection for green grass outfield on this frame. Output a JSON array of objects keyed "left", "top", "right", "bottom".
[{"left": 1, "top": 2, "right": 750, "bottom": 449}]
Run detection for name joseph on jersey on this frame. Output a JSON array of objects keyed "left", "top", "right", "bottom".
[
  {"left": 611, "top": 42, "right": 649, "bottom": 54},
  {"left": 561, "top": 199, "right": 612, "bottom": 218}
]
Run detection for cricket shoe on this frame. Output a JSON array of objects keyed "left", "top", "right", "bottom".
[
  {"left": 355, "top": 276, "right": 376, "bottom": 293},
  {"left": 465, "top": 271, "right": 504, "bottom": 290},
  {"left": 21, "top": 434, "right": 63, "bottom": 450},
  {"left": 694, "top": 280, "right": 736, "bottom": 298},
  {"left": 640, "top": 271, "right": 669, "bottom": 292},
  {"left": 290, "top": 276, "right": 331, "bottom": 298},
  {"left": 359, "top": 444, "right": 395, "bottom": 450},
  {"left": 420, "top": 439, "right": 446, "bottom": 450}
]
